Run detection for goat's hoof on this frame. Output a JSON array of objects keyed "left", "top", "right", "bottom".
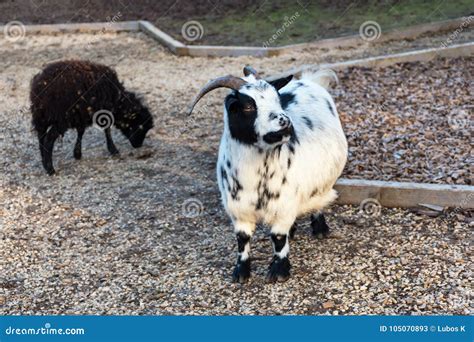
[
  {"left": 46, "top": 168, "right": 56, "bottom": 176},
  {"left": 311, "top": 214, "right": 329, "bottom": 239},
  {"left": 110, "top": 150, "right": 119, "bottom": 156},
  {"left": 232, "top": 259, "right": 251, "bottom": 283},
  {"left": 266, "top": 257, "right": 291, "bottom": 283}
]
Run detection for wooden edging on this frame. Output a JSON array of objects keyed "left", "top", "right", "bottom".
[
  {"left": 140, "top": 16, "right": 471, "bottom": 57},
  {"left": 335, "top": 179, "right": 474, "bottom": 209},
  {"left": 0, "top": 21, "right": 139, "bottom": 35},
  {"left": 267, "top": 41, "right": 474, "bottom": 81}
]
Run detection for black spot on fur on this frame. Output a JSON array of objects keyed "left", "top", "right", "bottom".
[
  {"left": 225, "top": 92, "right": 258, "bottom": 145},
  {"left": 290, "top": 129, "right": 299, "bottom": 145},
  {"left": 226, "top": 160, "right": 231, "bottom": 168},
  {"left": 279, "top": 92, "right": 296, "bottom": 110},
  {"left": 271, "top": 234, "right": 287, "bottom": 252},
  {"left": 270, "top": 75, "right": 293, "bottom": 91},
  {"left": 255, "top": 152, "right": 282, "bottom": 210},
  {"left": 220, "top": 166, "right": 228, "bottom": 189},
  {"left": 236, "top": 232, "right": 250, "bottom": 254},
  {"left": 233, "top": 232, "right": 251, "bottom": 283},
  {"left": 302, "top": 116, "right": 313, "bottom": 130},
  {"left": 230, "top": 175, "right": 243, "bottom": 200},
  {"left": 310, "top": 188, "right": 320, "bottom": 197},
  {"left": 325, "top": 98, "right": 335, "bottom": 116}
]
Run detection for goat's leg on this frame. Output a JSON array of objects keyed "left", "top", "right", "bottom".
[
  {"left": 267, "top": 222, "right": 293, "bottom": 282},
  {"left": 42, "top": 127, "right": 59, "bottom": 175},
  {"left": 232, "top": 221, "right": 255, "bottom": 283},
  {"left": 311, "top": 212, "right": 330, "bottom": 239},
  {"left": 73, "top": 127, "right": 85, "bottom": 160},
  {"left": 104, "top": 128, "right": 119, "bottom": 155},
  {"left": 289, "top": 222, "right": 297, "bottom": 240}
]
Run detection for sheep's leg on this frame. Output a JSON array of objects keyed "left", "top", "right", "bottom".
[
  {"left": 42, "top": 127, "right": 59, "bottom": 175},
  {"left": 267, "top": 224, "right": 292, "bottom": 283},
  {"left": 73, "top": 127, "right": 85, "bottom": 160},
  {"left": 311, "top": 213, "right": 330, "bottom": 239},
  {"left": 232, "top": 222, "right": 255, "bottom": 283},
  {"left": 104, "top": 128, "right": 119, "bottom": 155},
  {"left": 37, "top": 130, "right": 47, "bottom": 164}
]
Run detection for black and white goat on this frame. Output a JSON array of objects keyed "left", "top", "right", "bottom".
[{"left": 188, "top": 66, "right": 347, "bottom": 282}]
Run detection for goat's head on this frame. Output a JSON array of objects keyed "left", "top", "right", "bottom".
[
  {"left": 188, "top": 66, "right": 294, "bottom": 149},
  {"left": 116, "top": 91, "right": 154, "bottom": 148}
]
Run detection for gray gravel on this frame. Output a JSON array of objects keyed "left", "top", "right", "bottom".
[{"left": 0, "top": 30, "right": 472, "bottom": 315}]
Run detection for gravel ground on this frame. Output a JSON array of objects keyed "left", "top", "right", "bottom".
[{"left": 0, "top": 31, "right": 472, "bottom": 315}]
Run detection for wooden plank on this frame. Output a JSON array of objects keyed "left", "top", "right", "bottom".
[
  {"left": 274, "top": 17, "right": 471, "bottom": 52},
  {"left": 138, "top": 20, "right": 185, "bottom": 53},
  {"left": 0, "top": 21, "right": 139, "bottom": 35},
  {"left": 180, "top": 45, "right": 279, "bottom": 57},
  {"left": 334, "top": 178, "right": 474, "bottom": 209},
  {"left": 267, "top": 42, "right": 474, "bottom": 81}
]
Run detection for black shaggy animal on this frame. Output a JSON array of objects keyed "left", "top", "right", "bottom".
[{"left": 30, "top": 60, "right": 154, "bottom": 175}]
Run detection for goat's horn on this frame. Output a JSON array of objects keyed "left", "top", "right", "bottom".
[
  {"left": 243, "top": 65, "right": 260, "bottom": 79},
  {"left": 187, "top": 75, "right": 247, "bottom": 115}
]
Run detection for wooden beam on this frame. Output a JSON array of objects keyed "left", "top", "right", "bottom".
[
  {"left": 274, "top": 17, "right": 472, "bottom": 52},
  {"left": 335, "top": 178, "right": 474, "bottom": 209},
  {"left": 181, "top": 45, "right": 278, "bottom": 57},
  {"left": 267, "top": 42, "right": 474, "bottom": 81},
  {"left": 138, "top": 20, "right": 185, "bottom": 54},
  {"left": 0, "top": 21, "right": 139, "bottom": 35}
]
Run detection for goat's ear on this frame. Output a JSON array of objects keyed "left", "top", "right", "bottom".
[{"left": 269, "top": 75, "right": 293, "bottom": 91}]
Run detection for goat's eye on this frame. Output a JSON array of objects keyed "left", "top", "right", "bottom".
[{"left": 242, "top": 105, "right": 253, "bottom": 113}]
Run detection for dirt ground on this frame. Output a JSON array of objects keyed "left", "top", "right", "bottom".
[{"left": 0, "top": 31, "right": 472, "bottom": 315}]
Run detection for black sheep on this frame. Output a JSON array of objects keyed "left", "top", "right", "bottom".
[{"left": 30, "top": 60, "right": 154, "bottom": 175}]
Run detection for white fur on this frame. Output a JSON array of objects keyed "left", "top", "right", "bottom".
[{"left": 217, "top": 70, "right": 348, "bottom": 239}]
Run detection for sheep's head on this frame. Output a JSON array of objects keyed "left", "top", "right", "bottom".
[
  {"left": 188, "top": 66, "right": 294, "bottom": 149},
  {"left": 116, "top": 91, "right": 154, "bottom": 148}
]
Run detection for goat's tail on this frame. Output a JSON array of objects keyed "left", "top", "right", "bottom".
[{"left": 302, "top": 69, "right": 338, "bottom": 89}]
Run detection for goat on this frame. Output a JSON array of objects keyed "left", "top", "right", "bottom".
[
  {"left": 30, "top": 60, "right": 154, "bottom": 175},
  {"left": 188, "top": 66, "right": 347, "bottom": 282}
]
